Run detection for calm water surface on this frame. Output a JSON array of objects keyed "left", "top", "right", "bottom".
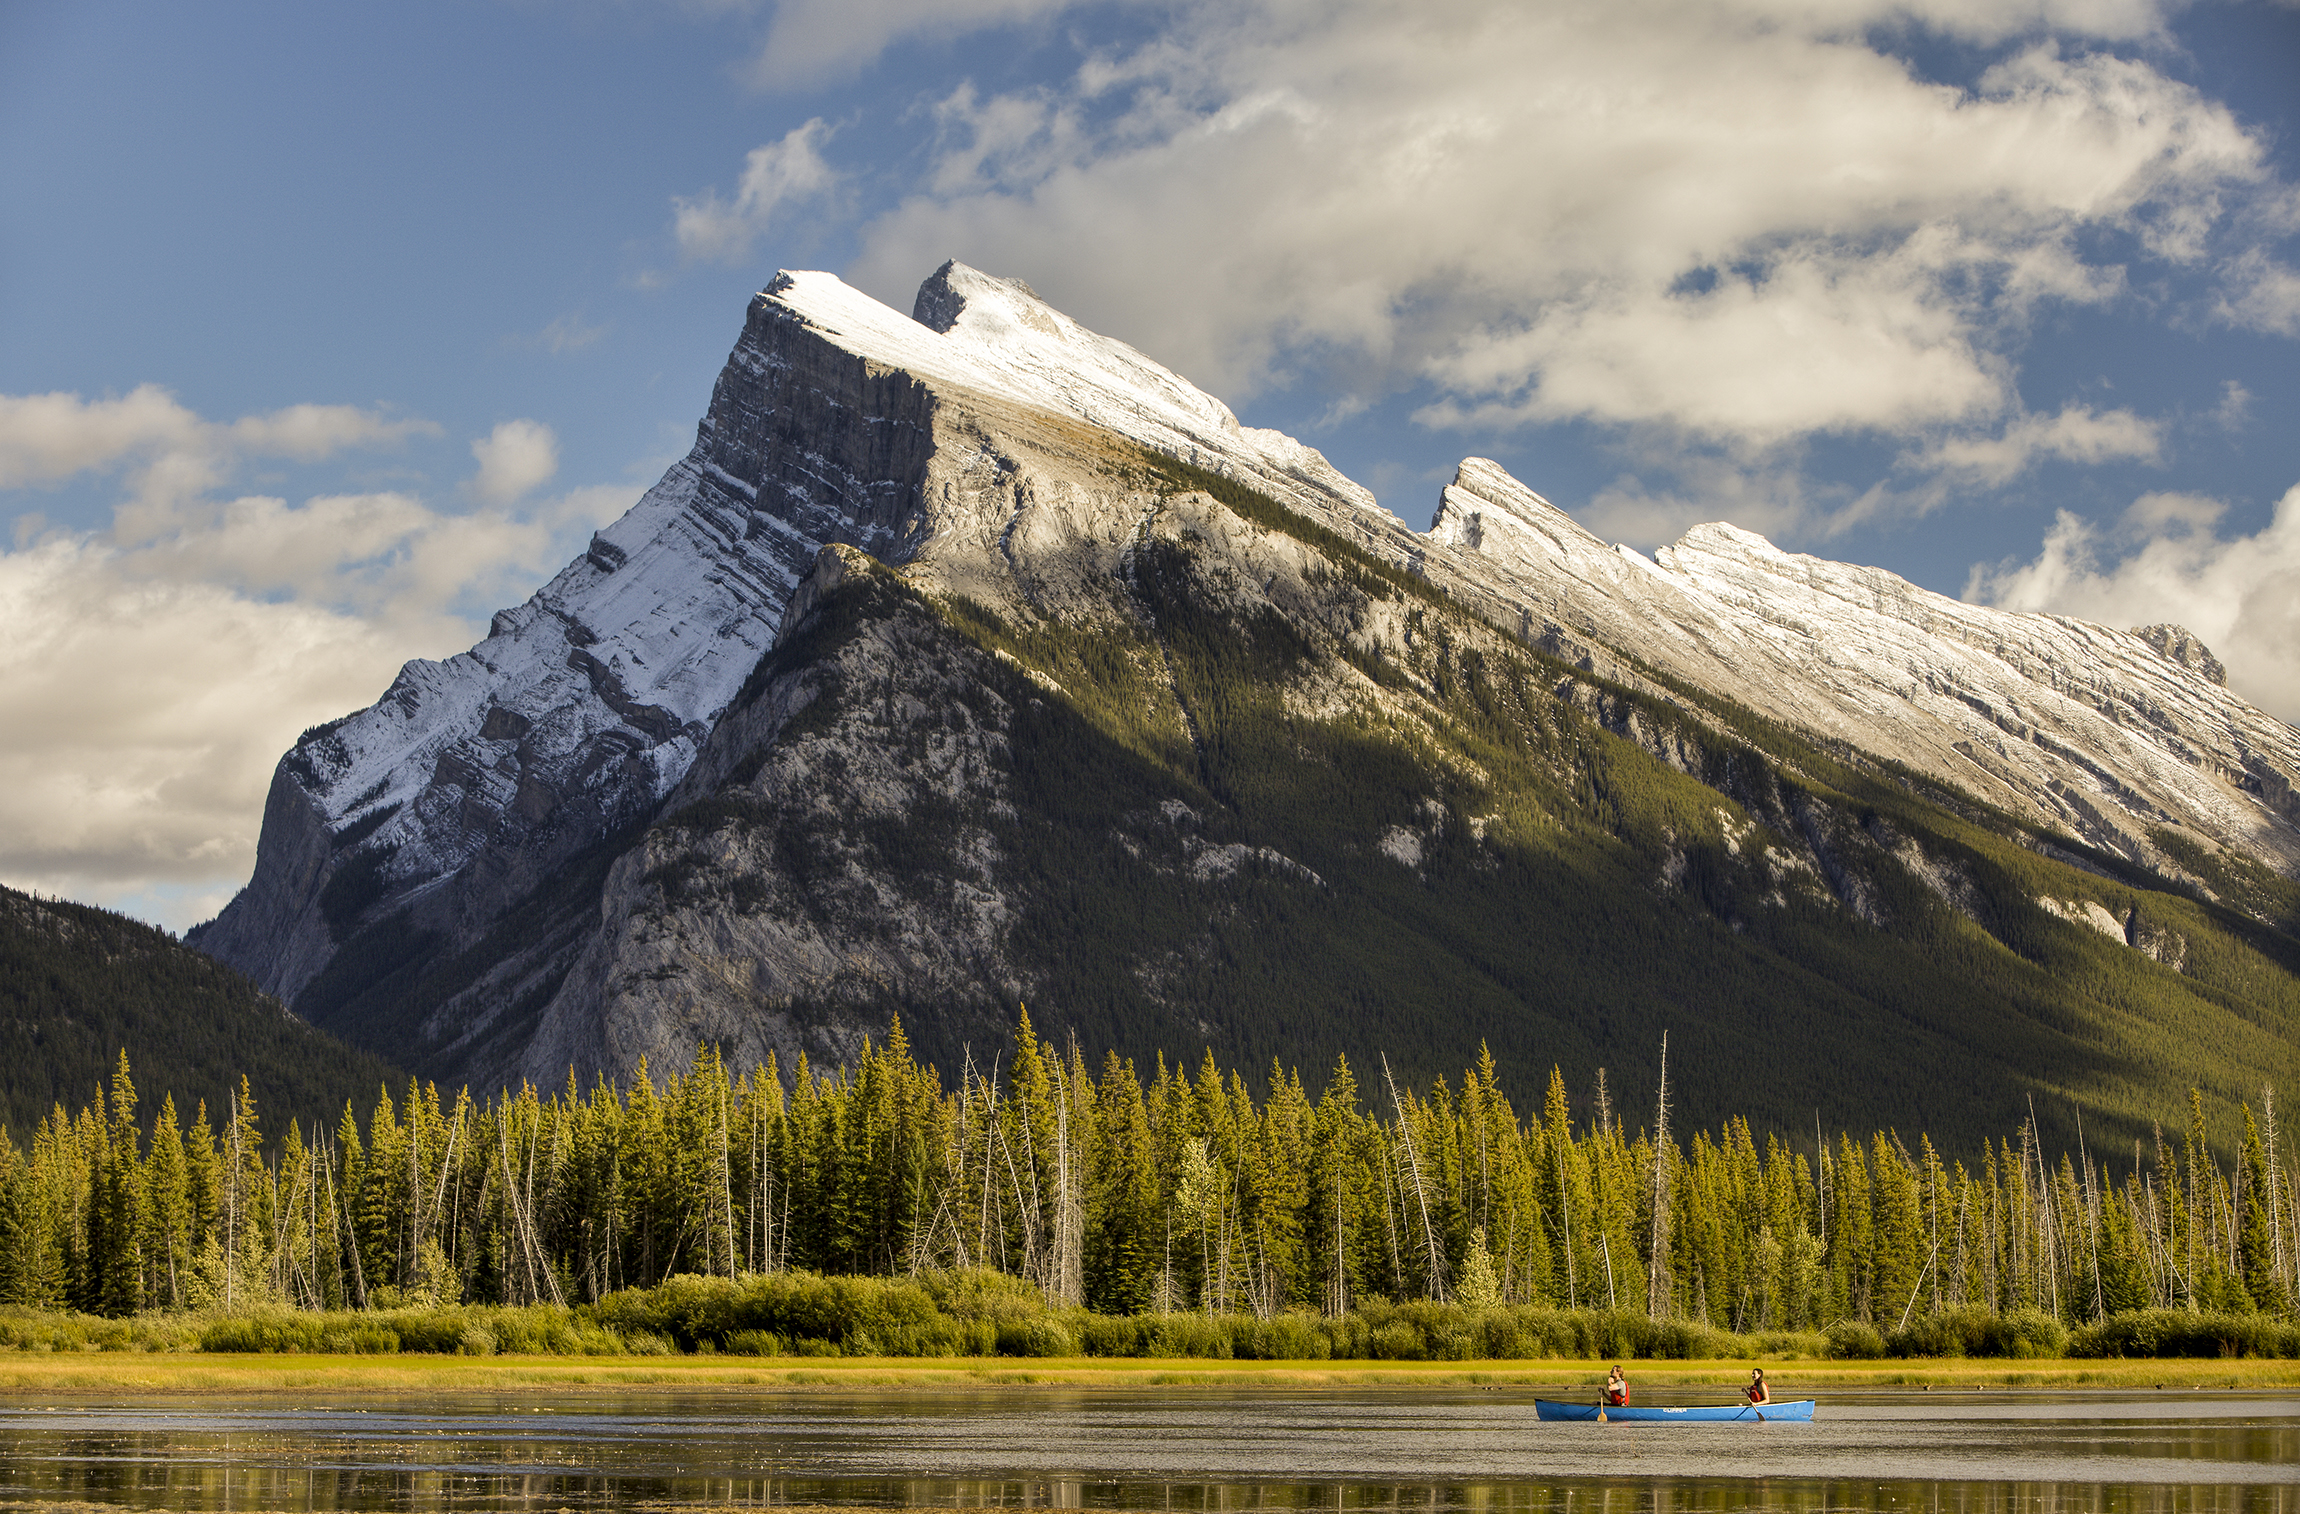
[{"left": 0, "top": 1387, "right": 2291, "bottom": 1513}]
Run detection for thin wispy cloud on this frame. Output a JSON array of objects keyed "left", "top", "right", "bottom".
[
  {"left": 538, "top": 313, "right": 606, "bottom": 355},
  {"left": 674, "top": 118, "right": 839, "bottom": 264}
]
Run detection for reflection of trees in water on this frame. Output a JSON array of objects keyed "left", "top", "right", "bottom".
[{"left": 0, "top": 1396, "right": 2287, "bottom": 1511}]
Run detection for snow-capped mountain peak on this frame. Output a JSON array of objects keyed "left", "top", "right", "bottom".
[{"left": 194, "top": 265, "right": 2299, "bottom": 1095}]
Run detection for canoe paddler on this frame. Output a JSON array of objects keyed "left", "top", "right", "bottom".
[
  {"left": 1745, "top": 1368, "right": 1770, "bottom": 1405},
  {"left": 1603, "top": 1365, "right": 1630, "bottom": 1406}
]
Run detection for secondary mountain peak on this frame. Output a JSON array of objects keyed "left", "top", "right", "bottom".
[
  {"left": 1433, "top": 459, "right": 2300, "bottom": 879},
  {"left": 2134, "top": 623, "right": 2228, "bottom": 686}
]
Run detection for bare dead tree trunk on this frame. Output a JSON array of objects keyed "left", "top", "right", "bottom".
[{"left": 1381, "top": 1054, "right": 1445, "bottom": 1301}]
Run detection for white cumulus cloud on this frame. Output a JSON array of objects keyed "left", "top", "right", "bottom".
[
  {"left": 810, "top": 0, "right": 2272, "bottom": 524},
  {"left": 469, "top": 418, "right": 561, "bottom": 504},
  {"left": 0, "top": 392, "right": 635, "bottom": 929}
]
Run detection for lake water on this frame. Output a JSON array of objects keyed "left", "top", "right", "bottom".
[{"left": 0, "top": 1387, "right": 2291, "bottom": 1513}]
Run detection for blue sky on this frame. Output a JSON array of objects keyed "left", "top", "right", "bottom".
[{"left": 2, "top": 0, "right": 2296, "bottom": 929}]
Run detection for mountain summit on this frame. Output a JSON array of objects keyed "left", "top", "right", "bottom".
[{"left": 192, "top": 264, "right": 2299, "bottom": 1145}]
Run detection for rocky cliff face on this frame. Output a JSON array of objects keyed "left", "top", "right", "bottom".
[
  {"left": 192, "top": 260, "right": 1395, "bottom": 1076},
  {"left": 191, "top": 272, "right": 956, "bottom": 1031},
  {"left": 197, "top": 261, "right": 2300, "bottom": 1135}
]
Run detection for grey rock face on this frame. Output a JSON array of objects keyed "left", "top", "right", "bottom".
[
  {"left": 2134, "top": 624, "right": 2228, "bottom": 687},
  {"left": 192, "top": 278, "right": 956, "bottom": 1025},
  {"left": 517, "top": 546, "right": 1023, "bottom": 1085},
  {"left": 507, "top": 415, "right": 1466, "bottom": 1089}
]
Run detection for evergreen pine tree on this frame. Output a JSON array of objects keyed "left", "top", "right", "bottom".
[
  {"left": 92, "top": 1053, "right": 144, "bottom": 1315},
  {"left": 1083, "top": 1051, "right": 1158, "bottom": 1314},
  {"left": 143, "top": 1094, "right": 191, "bottom": 1308},
  {"left": 2239, "top": 1103, "right": 2289, "bottom": 1315}
]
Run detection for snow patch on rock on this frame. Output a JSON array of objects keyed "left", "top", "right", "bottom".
[{"left": 2039, "top": 896, "right": 2129, "bottom": 941}]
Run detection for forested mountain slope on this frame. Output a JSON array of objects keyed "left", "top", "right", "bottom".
[
  {"left": 191, "top": 264, "right": 2299, "bottom": 1153},
  {"left": 0, "top": 886, "right": 402, "bottom": 1137}
]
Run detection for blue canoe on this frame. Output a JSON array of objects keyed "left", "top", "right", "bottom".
[{"left": 1535, "top": 1399, "right": 1814, "bottom": 1423}]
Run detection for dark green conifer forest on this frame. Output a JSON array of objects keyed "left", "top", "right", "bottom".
[
  {"left": 5, "top": 1015, "right": 2288, "bottom": 1357},
  {"left": 0, "top": 886, "right": 402, "bottom": 1138}
]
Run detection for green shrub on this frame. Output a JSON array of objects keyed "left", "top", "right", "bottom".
[
  {"left": 874, "top": 1319, "right": 982, "bottom": 1357},
  {"left": 722, "top": 1329, "right": 782, "bottom": 1356},
  {"left": 319, "top": 1325, "right": 399, "bottom": 1354},
  {"left": 487, "top": 1306, "right": 622, "bottom": 1356},
  {"left": 1987, "top": 1310, "right": 2069, "bottom": 1358},
  {"left": 388, "top": 1310, "right": 473, "bottom": 1354},
  {"left": 1077, "top": 1314, "right": 1148, "bottom": 1356},
  {"left": 1323, "top": 1314, "right": 1371, "bottom": 1359},
  {"left": 589, "top": 1271, "right": 952, "bottom": 1353},
  {"left": 200, "top": 1314, "right": 324, "bottom": 1354},
  {"left": 996, "top": 1317, "right": 1075, "bottom": 1356},
  {"left": 1888, "top": 1305, "right": 1995, "bottom": 1357},
  {"left": 1642, "top": 1317, "right": 1744, "bottom": 1360},
  {"left": 1369, "top": 1321, "right": 1424, "bottom": 1360},
  {"left": 917, "top": 1267, "right": 1049, "bottom": 1323},
  {"left": 2068, "top": 1310, "right": 2300, "bottom": 1359},
  {"left": 1472, "top": 1313, "right": 1524, "bottom": 1359},
  {"left": 29, "top": 1284, "right": 2277, "bottom": 1367},
  {"left": 1139, "top": 1313, "right": 1234, "bottom": 1358},
  {"left": 1750, "top": 1331, "right": 1828, "bottom": 1359},
  {"left": 1236, "top": 1313, "right": 1330, "bottom": 1360}
]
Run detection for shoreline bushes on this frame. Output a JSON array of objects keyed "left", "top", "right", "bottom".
[{"left": 2, "top": 1273, "right": 2292, "bottom": 1360}]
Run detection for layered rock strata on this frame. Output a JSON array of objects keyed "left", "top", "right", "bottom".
[{"left": 1427, "top": 460, "right": 2300, "bottom": 877}]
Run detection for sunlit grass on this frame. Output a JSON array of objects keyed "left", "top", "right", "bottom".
[{"left": 0, "top": 1352, "right": 2290, "bottom": 1394}]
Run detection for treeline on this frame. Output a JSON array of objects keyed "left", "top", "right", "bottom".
[{"left": 3, "top": 1013, "right": 2292, "bottom": 1335}]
